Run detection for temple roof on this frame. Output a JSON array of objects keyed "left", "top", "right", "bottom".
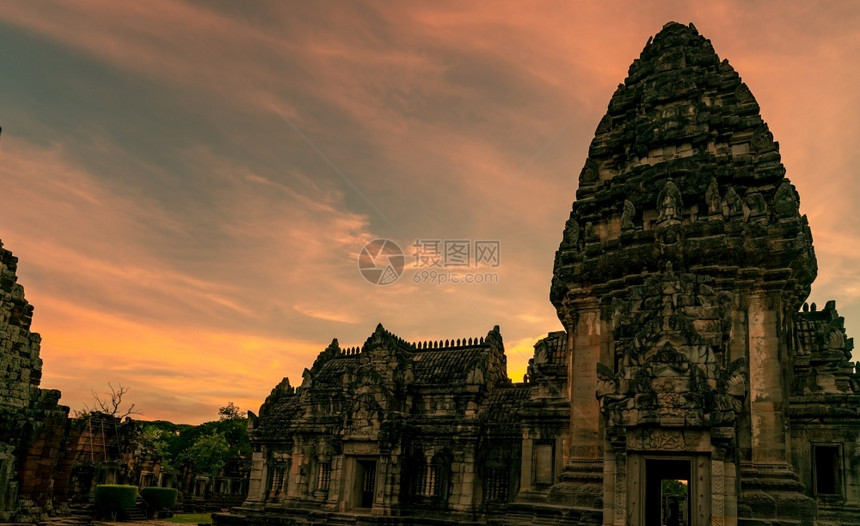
[
  {"left": 480, "top": 385, "right": 531, "bottom": 425},
  {"left": 251, "top": 325, "right": 510, "bottom": 439}
]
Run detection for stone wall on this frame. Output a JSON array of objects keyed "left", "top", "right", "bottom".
[{"left": 0, "top": 238, "right": 70, "bottom": 521}]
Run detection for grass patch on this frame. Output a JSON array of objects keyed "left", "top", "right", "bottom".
[{"left": 165, "top": 513, "right": 212, "bottom": 524}]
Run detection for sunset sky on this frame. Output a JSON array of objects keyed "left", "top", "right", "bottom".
[{"left": 1, "top": 2, "right": 859, "bottom": 424}]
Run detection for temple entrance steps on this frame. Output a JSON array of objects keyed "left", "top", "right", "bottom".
[
  {"left": 738, "top": 462, "right": 816, "bottom": 526},
  {"left": 487, "top": 503, "right": 601, "bottom": 526},
  {"left": 817, "top": 504, "right": 860, "bottom": 526}
]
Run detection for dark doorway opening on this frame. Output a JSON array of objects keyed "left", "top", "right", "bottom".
[
  {"left": 355, "top": 460, "right": 377, "bottom": 508},
  {"left": 645, "top": 458, "right": 690, "bottom": 526},
  {"left": 814, "top": 445, "right": 841, "bottom": 496}
]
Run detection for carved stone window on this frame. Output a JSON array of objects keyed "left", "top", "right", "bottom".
[
  {"left": 317, "top": 462, "right": 331, "bottom": 492},
  {"left": 814, "top": 445, "right": 842, "bottom": 496},
  {"left": 484, "top": 467, "right": 510, "bottom": 502},
  {"left": 274, "top": 466, "right": 285, "bottom": 491},
  {"left": 267, "top": 462, "right": 288, "bottom": 497},
  {"left": 533, "top": 442, "right": 554, "bottom": 485},
  {"left": 415, "top": 462, "right": 440, "bottom": 497}
]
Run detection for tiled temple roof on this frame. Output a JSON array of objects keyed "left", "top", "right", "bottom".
[
  {"left": 480, "top": 385, "right": 530, "bottom": 424},
  {"left": 412, "top": 346, "right": 487, "bottom": 384},
  {"left": 253, "top": 324, "right": 509, "bottom": 437},
  {"left": 253, "top": 393, "right": 303, "bottom": 438}
]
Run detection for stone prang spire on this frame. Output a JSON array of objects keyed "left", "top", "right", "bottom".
[
  {"left": 548, "top": 22, "right": 821, "bottom": 524},
  {"left": 551, "top": 21, "right": 816, "bottom": 316}
]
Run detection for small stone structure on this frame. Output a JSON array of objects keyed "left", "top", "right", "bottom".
[
  {"left": 61, "top": 412, "right": 170, "bottom": 503},
  {"left": 244, "top": 325, "right": 524, "bottom": 515},
  {"left": 216, "top": 22, "right": 860, "bottom": 526}
]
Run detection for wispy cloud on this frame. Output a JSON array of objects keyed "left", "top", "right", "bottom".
[{"left": 1, "top": 1, "right": 858, "bottom": 422}]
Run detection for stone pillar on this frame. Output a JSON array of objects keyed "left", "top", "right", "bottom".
[
  {"left": 710, "top": 456, "right": 739, "bottom": 526},
  {"left": 570, "top": 303, "right": 602, "bottom": 459},
  {"left": 741, "top": 290, "right": 815, "bottom": 524},
  {"left": 246, "top": 449, "right": 265, "bottom": 503},
  {"left": 518, "top": 434, "right": 533, "bottom": 494},
  {"left": 602, "top": 435, "right": 627, "bottom": 526},
  {"left": 371, "top": 445, "right": 401, "bottom": 515},
  {"left": 448, "top": 444, "right": 477, "bottom": 512},
  {"left": 372, "top": 456, "right": 388, "bottom": 515},
  {"left": 325, "top": 455, "right": 344, "bottom": 510},
  {"left": 747, "top": 291, "right": 786, "bottom": 463},
  {"left": 547, "top": 300, "right": 603, "bottom": 508},
  {"left": 336, "top": 457, "right": 355, "bottom": 512},
  {"left": 286, "top": 442, "right": 302, "bottom": 498}
]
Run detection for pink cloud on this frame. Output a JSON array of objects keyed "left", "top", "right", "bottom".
[{"left": 1, "top": 1, "right": 859, "bottom": 422}]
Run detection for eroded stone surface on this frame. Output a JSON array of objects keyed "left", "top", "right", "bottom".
[{"left": 0, "top": 239, "right": 70, "bottom": 522}]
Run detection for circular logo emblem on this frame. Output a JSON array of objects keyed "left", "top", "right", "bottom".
[{"left": 358, "top": 239, "right": 405, "bottom": 285}]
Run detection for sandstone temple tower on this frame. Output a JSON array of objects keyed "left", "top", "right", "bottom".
[
  {"left": 549, "top": 21, "right": 854, "bottom": 526},
  {"left": 221, "top": 22, "right": 860, "bottom": 526}
]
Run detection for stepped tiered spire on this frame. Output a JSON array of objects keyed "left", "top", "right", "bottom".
[{"left": 552, "top": 21, "right": 816, "bottom": 314}]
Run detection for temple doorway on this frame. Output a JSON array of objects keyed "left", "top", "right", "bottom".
[
  {"left": 352, "top": 459, "right": 377, "bottom": 509},
  {"left": 644, "top": 458, "right": 690, "bottom": 525}
]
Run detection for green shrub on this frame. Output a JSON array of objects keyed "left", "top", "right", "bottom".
[
  {"left": 93, "top": 484, "right": 138, "bottom": 514},
  {"left": 140, "top": 487, "right": 179, "bottom": 510}
]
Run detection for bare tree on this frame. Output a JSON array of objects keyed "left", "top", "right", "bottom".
[{"left": 78, "top": 382, "right": 143, "bottom": 419}]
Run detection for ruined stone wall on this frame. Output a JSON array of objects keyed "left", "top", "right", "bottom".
[{"left": 0, "top": 239, "right": 70, "bottom": 521}]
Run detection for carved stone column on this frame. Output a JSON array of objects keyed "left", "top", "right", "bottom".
[
  {"left": 245, "top": 448, "right": 265, "bottom": 504},
  {"left": 747, "top": 290, "right": 787, "bottom": 463},
  {"left": 740, "top": 289, "right": 815, "bottom": 524},
  {"left": 547, "top": 299, "right": 603, "bottom": 508}
]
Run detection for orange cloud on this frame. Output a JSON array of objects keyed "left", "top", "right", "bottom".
[{"left": 0, "top": 1, "right": 858, "bottom": 423}]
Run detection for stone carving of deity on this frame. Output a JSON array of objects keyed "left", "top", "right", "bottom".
[
  {"left": 705, "top": 177, "right": 721, "bottom": 215},
  {"left": 657, "top": 179, "right": 683, "bottom": 224},
  {"left": 621, "top": 199, "right": 636, "bottom": 230}
]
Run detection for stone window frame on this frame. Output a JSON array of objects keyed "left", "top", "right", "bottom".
[
  {"left": 415, "top": 460, "right": 441, "bottom": 497},
  {"left": 812, "top": 443, "right": 844, "bottom": 498},
  {"left": 317, "top": 461, "right": 332, "bottom": 492},
  {"left": 266, "top": 461, "right": 289, "bottom": 498},
  {"left": 483, "top": 466, "right": 510, "bottom": 503},
  {"left": 532, "top": 441, "right": 555, "bottom": 486}
]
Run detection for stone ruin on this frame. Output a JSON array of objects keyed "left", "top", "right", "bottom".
[
  {"left": 0, "top": 20, "right": 855, "bottom": 526},
  {"left": 0, "top": 232, "right": 242, "bottom": 519},
  {"left": 213, "top": 22, "right": 860, "bottom": 526},
  {"left": 0, "top": 238, "right": 70, "bottom": 521}
]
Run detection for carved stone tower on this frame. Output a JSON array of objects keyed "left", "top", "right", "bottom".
[{"left": 550, "top": 22, "right": 817, "bottom": 525}]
